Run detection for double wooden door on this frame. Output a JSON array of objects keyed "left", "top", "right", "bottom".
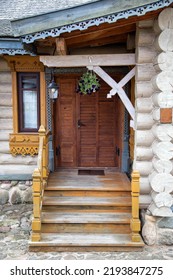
[{"left": 54, "top": 75, "right": 124, "bottom": 169}]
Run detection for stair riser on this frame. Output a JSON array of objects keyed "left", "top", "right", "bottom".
[
  {"left": 44, "top": 190, "right": 131, "bottom": 197},
  {"left": 41, "top": 223, "right": 131, "bottom": 234},
  {"left": 42, "top": 206, "right": 131, "bottom": 213}
]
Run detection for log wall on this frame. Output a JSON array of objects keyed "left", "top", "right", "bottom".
[
  {"left": 0, "top": 56, "right": 37, "bottom": 178},
  {"left": 135, "top": 10, "right": 173, "bottom": 216}
]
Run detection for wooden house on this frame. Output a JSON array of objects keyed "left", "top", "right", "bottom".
[{"left": 0, "top": 0, "right": 173, "bottom": 250}]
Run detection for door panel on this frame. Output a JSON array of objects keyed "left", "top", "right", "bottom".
[
  {"left": 78, "top": 94, "right": 97, "bottom": 167},
  {"left": 55, "top": 78, "right": 76, "bottom": 168}
]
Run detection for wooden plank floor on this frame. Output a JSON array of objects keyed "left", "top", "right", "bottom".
[{"left": 47, "top": 169, "right": 131, "bottom": 191}]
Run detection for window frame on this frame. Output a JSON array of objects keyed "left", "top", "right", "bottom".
[{"left": 17, "top": 72, "right": 40, "bottom": 132}]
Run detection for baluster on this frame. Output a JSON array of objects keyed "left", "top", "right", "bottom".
[{"left": 130, "top": 170, "right": 141, "bottom": 242}]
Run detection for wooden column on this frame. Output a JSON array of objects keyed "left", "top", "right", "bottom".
[
  {"left": 130, "top": 170, "right": 141, "bottom": 242},
  {"left": 31, "top": 168, "right": 42, "bottom": 241}
]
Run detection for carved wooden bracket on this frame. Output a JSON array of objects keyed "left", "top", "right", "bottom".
[
  {"left": 4, "top": 55, "right": 44, "bottom": 72},
  {"left": 9, "top": 133, "right": 39, "bottom": 156}
]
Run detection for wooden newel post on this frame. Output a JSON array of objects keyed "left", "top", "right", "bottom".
[
  {"left": 130, "top": 170, "right": 141, "bottom": 242},
  {"left": 31, "top": 167, "right": 42, "bottom": 241},
  {"left": 38, "top": 125, "right": 47, "bottom": 180}
]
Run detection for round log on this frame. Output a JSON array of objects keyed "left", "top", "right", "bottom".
[
  {"left": 138, "top": 20, "right": 154, "bottom": 28},
  {"left": 0, "top": 83, "right": 12, "bottom": 93},
  {"left": 152, "top": 157, "right": 173, "bottom": 173},
  {"left": 0, "top": 72, "right": 12, "bottom": 83},
  {"left": 0, "top": 94, "right": 12, "bottom": 106},
  {"left": 136, "top": 97, "right": 153, "bottom": 113},
  {"left": 139, "top": 194, "right": 152, "bottom": 209},
  {"left": 0, "top": 141, "right": 10, "bottom": 153},
  {"left": 152, "top": 124, "right": 173, "bottom": 141},
  {"left": 0, "top": 165, "right": 36, "bottom": 175},
  {"left": 136, "top": 113, "right": 154, "bottom": 129},
  {"left": 155, "top": 29, "right": 173, "bottom": 52},
  {"left": 135, "top": 161, "right": 153, "bottom": 176},
  {"left": 149, "top": 172, "right": 173, "bottom": 193},
  {"left": 138, "top": 29, "right": 155, "bottom": 46},
  {"left": 148, "top": 202, "right": 173, "bottom": 217},
  {"left": 154, "top": 52, "right": 173, "bottom": 71},
  {"left": 152, "top": 191, "right": 173, "bottom": 207},
  {"left": 152, "top": 108, "right": 160, "bottom": 121},
  {"left": 0, "top": 107, "right": 12, "bottom": 118},
  {"left": 158, "top": 8, "right": 173, "bottom": 31},
  {"left": 135, "top": 81, "right": 153, "bottom": 98},
  {"left": 136, "top": 64, "right": 156, "bottom": 81},
  {"left": 0, "top": 130, "right": 12, "bottom": 141},
  {"left": 153, "top": 19, "right": 161, "bottom": 34},
  {"left": 152, "top": 71, "right": 173, "bottom": 91},
  {"left": 0, "top": 154, "right": 37, "bottom": 165},
  {"left": 152, "top": 140, "right": 173, "bottom": 160},
  {"left": 152, "top": 91, "right": 173, "bottom": 108},
  {"left": 136, "top": 130, "right": 155, "bottom": 146},
  {"left": 136, "top": 46, "right": 157, "bottom": 64},
  {"left": 140, "top": 177, "right": 151, "bottom": 194},
  {"left": 136, "top": 147, "right": 153, "bottom": 161},
  {"left": 0, "top": 119, "right": 13, "bottom": 130}
]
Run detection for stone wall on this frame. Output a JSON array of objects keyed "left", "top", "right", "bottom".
[{"left": 0, "top": 180, "right": 33, "bottom": 205}]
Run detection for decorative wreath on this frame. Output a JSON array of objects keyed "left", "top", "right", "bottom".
[{"left": 76, "top": 70, "right": 100, "bottom": 95}]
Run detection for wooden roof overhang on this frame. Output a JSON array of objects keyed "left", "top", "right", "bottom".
[{"left": 0, "top": 0, "right": 173, "bottom": 55}]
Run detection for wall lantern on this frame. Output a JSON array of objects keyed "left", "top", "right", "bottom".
[{"left": 48, "top": 76, "right": 59, "bottom": 101}]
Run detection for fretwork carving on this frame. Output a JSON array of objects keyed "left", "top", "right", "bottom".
[{"left": 9, "top": 133, "right": 39, "bottom": 156}]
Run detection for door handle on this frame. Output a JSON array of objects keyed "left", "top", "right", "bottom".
[{"left": 77, "top": 120, "right": 85, "bottom": 128}]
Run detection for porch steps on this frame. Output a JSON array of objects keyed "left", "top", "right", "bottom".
[
  {"left": 29, "top": 171, "right": 144, "bottom": 251},
  {"left": 29, "top": 233, "right": 144, "bottom": 252}
]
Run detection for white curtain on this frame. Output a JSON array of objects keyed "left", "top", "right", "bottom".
[{"left": 23, "top": 90, "right": 37, "bottom": 129}]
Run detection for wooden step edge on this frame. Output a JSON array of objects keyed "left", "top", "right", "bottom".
[
  {"left": 29, "top": 233, "right": 144, "bottom": 249},
  {"left": 41, "top": 213, "right": 131, "bottom": 224},
  {"left": 45, "top": 187, "right": 131, "bottom": 192}
]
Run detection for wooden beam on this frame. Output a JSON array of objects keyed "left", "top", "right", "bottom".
[
  {"left": 55, "top": 38, "right": 68, "bottom": 55},
  {"left": 40, "top": 54, "right": 135, "bottom": 67},
  {"left": 89, "top": 66, "right": 135, "bottom": 120}
]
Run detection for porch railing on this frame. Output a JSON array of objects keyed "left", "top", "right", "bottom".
[
  {"left": 31, "top": 125, "right": 50, "bottom": 242},
  {"left": 130, "top": 170, "right": 141, "bottom": 242}
]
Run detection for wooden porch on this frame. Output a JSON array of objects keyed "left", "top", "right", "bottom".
[{"left": 29, "top": 128, "right": 144, "bottom": 251}]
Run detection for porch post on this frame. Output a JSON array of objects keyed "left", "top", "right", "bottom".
[{"left": 130, "top": 170, "right": 141, "bottom": 242}]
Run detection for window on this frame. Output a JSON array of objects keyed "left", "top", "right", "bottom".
[{"left": 17, "top": 73, "right": 40, "bottom": 132}]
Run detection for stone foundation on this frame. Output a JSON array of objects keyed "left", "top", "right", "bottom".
[
  {"left": 0, "top": 180, "right": 33, "bottom": 205},
  {"left": 141, "top": 209, "right": 173, "bottom": 245}
]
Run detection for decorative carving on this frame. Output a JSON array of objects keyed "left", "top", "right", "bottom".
[
  {"left": 21, "top": 0, "right": 173, "bottom": 44},
  {"left": 9, "top": 133, "right": 39, "bottom": 156},
  {"left": 0, "top": 48, "right": 34, "bottom": 55},
  {"left": 4, "top": 55, "right": 44, "bottom": 72}
]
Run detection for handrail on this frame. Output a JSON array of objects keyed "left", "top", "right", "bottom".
[
  {"left": 130, "top": 170, "right": 141, "bottom": 242},
  {"left": 31, "top": 125, "right": 50, "bottom": 242}
]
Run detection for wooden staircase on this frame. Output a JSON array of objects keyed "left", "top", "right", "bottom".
[{"left": 29, "top": 169, "right": 144, "bottom": 251}]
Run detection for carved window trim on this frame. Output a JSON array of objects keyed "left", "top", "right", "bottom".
[{"left": 5, "top": 56, "right": 46, "bottom": 156}]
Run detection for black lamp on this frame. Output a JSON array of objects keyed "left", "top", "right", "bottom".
[{"left": 48, "top": 76, "right": 59, "bottom": 101}]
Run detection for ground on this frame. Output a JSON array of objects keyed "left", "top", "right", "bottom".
[{"left": 0, "top": 204, "right": 173, "bottom": 260}]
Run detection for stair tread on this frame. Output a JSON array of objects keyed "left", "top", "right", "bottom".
[
  {"left": 43, "top": 196, "right": 131, "bottom": 206},
  {"left": 45, "top": 185, "right": 130, "bottom": 191},
  {"left": 42, "top": 212, "right": 131, "bottom": 223},
  {"left": 29, "top": 233, "right": 144, "bottom": 247}
]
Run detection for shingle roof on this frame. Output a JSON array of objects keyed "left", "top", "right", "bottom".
[{"left": 0, "top": 0, "right": 97, "bottom": 20}]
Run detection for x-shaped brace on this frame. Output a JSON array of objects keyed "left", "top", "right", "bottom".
[{"left": 87, "top": 66, "right": 135, "bottom": 128}]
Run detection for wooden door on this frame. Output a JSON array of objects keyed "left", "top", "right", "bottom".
[
  {"left": 77, "top": 79, "right": 117, "bottom": 167},
  {"left": 54, "top": 74, "right": 125, "bottom": 169},
  {"left": 54, "top": 78, "right": 77, "bottom": 168}
]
